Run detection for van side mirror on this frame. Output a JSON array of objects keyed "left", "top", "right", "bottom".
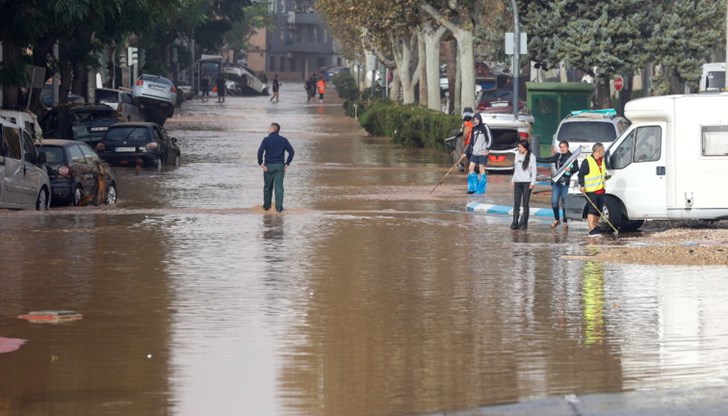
[{"left": 604, "top": 150, "right": 612, "bottom": 169}]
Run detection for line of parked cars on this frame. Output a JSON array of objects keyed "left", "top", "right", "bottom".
[{"left": 1, "top": 74, "right": 182, "bottom": 211}]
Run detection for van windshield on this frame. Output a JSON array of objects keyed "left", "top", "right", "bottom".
[{"left": 557, "top": 121, "right": 617, "bottom": 143}]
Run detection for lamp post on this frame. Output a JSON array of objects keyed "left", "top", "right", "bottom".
[{"left": 511, "top": 0, "right": 520, "bottom": 117}]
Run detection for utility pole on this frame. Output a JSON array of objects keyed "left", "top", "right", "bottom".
[{"left": 511, "top": 0, "right": 520, "bottom": 117}]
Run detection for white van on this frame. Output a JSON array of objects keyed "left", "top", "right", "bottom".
[
  {"left": 699, "top": 62, "right": 725, "bottom": 92},
  {"left": 565, "top": 93, "right": 728, "bottom": 231},
  {"left": 0, "top": 110, "right": 43, "bottom": 141},
  {"left": 0, "top": 120, "right": 51, "bottom": 210}
]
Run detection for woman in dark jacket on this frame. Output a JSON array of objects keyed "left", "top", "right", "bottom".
[
  {"left": 537, "top": 140, "right": 579, "bottom": 227},
  {"left": 462, "top": 112, "right": 492, "bottom": 194}
]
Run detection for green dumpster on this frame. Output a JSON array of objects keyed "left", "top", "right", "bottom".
[{"left": 526, "top": 82, "right": 593, "bottom": 157}]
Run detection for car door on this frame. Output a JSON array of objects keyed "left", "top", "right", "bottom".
[
  {"left": 19, "top": 130, "right": 44, "bottom": 205},
  {"left": 68, "top": 143, "right": 94, "bottom": 193},
  {"left": 78, "top": 143, "right": 103, "bottom": 191},
  {"left": 1, "top": 126, "right": 26, "bottom": 204},
  {"left": 608, "top": 124, "right": 667, "bottom": 218}
]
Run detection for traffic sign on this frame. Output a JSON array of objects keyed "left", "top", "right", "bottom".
[
  {"left": 128, "top": 47, "right": 138, "bottom": 65},
  {"left": 614, "top": 75, "right": 624, "bottom": 92}
]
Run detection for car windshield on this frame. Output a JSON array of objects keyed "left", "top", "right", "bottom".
[
  {"left": 104, "top": 127, "right": 151, "bottom": 144},
  {"left": 73, "top": 108, "right": 117, "bottom": 123},
  {"left": 38, "top": 146, "right": 65, "bottom": 165},
  {"left": 557, "top": 121, "right": 617, "bottom": 143},
  {"left": 96, "top": 90, "right": 119, "bottom": 103}
]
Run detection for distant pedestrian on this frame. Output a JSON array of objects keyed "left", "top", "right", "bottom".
[
  {"left": 510, "top": 140, "right": 537, "bottom": 230},
  {"left": 257, "top": 122, "right": 295, "bottom": 213},
  {"left": 578, "top": 142, "right": 607, "bottom": 237},
  {"left": 462, "top": 112, "right": 492, "bottom": 194},
  {"left": 316, "top": 77, "right": 326, "bottom": 102},
  {"left": 537, "top": 140, "right": 579, "bottom": 228},
  {"left": 269, "top": 74, "right": 280, "bottom": 103},
  {"left": 201, "top": 76, "right": 210, "bottom": 102},
  {"left": 215, "top": 74, "right": 226, "bottom": 103},
  {"left": 305, "top": 74, "right": 317, "bottom": 103}
]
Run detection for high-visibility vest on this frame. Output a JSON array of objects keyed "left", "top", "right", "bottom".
[{"left": 583, "top": 155, "right": 606, "bottom": 192}]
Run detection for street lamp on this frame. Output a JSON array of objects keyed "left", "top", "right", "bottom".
[{"left": 511, "top": 0, "right": 520, "bottom": 117}]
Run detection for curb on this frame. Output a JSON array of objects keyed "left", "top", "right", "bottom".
[{"left": 466, "top": 201, "right": 553, "bottom": 218}]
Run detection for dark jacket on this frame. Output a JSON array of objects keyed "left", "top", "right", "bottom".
[
  {"left": 464, "top": 113, "right": 492, "bottom": 158},
  {"left": 537, "top": 152, "right": 578, "bottom": 185},
  {"left": 258, "top": 132, "right": 295, "bottom": 165}
]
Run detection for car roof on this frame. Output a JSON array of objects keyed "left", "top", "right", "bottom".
[
  {"left": 107, "top": 122, "right": 159, "bottom": 128},
  {"left": 36, "top": 139, "right": 90, "bottom": 147}
]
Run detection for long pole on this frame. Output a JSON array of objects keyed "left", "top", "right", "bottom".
[
  {"left": 511, "top": 0, "right": 520, "bottom": 117},
  {"left": 429, "top": 155, "right": 466, "bottom": 195}
]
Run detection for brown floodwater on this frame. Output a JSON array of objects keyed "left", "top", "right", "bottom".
[{"left": 2, "top": 88, "right": 728, "bottom": 416}]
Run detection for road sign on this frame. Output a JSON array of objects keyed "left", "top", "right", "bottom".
[
  {"left": 505, "top": 32, "right": 527, "bottom": 55},
  {"left": 128, "top": 47, "right": 138, "bottom": 65},
  {"left": 614, "top": 75, "right": 624, "bottom": 92}
]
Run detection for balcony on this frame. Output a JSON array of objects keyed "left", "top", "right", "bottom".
[
  {"left": 284, "top": 41, "right": 332, "bottom": 54},
  {"left": 287, "top": 11, "right": 322, "bottom": 25}
]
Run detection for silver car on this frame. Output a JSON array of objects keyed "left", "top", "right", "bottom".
[
  {"left": 132, "top": 74, "right": 177, "bottom": 118},
  {"left": 1, "top": 120, "right": 51, "bottom": 210}
]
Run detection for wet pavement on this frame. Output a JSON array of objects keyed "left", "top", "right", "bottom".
[{"left": 1, "top": 87, "right": 728, "bottom": 415}]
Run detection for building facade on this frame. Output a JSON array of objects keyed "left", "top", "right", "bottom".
[{"left": 247, "top": 0, "right": 342, "bottom": 81}]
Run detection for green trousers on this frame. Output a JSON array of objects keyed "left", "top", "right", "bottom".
[{"left": 263, "top": 163, "right": 285, "bottom": 211}]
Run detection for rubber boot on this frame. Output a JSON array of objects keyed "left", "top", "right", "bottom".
[
  {"left": 467, "top": 173, "right": 477, "bottom": 194},
  {"left": 476, "top": 174, "right": 487, "bottom": 194},
  {"left": 510, "top": 211, "right": 519, "bottom": 230},
  {"left": 518, "top": 211, "right": 529, "bottom": 229}
]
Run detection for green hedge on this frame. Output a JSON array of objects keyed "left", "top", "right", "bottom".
[{"left": 356, "top": 100, "right": 460, "bottom": 150}]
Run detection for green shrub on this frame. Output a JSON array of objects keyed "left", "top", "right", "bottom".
[{"left": 332, "top": 71, "right": 358, "bottom": 100}]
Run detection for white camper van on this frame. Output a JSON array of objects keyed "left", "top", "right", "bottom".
[{"left": 565, "top": 93, "right": 728, "bottom": 231}]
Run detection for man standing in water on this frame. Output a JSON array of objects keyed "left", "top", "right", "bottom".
[{"left": 257, "top": 122, "right": 295, "bottom": 213}]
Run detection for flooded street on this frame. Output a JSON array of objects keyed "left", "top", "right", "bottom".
[{"left": 2, "top": 89, "right": 728, "bottom": 415}]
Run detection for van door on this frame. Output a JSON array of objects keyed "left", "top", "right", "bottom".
[
  {"left": 1, "top": 126, "right": 25, "bottom": 204},
  {"left": 19, "top": 130, "right": 44, "bottom": 205},
  {"left": 608, "top": 124, "right": 667, "bottom": 218}
]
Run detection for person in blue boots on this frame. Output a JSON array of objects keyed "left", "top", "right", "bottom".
[
  {"left": 463, "top": 112, "right": 492, "bottom": 194},
  {"left": 257, "top": 122, "right": 295, "bottom": 213}
]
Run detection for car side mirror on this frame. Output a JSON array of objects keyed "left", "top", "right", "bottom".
[{"left": 37, "top": 152, "right": 46, "bottom": 166}]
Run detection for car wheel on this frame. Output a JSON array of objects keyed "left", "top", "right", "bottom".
[
  {"left": 600, "top": 195, "right": 624, "bottom": 232},
  {"left": 620, "top": 219, "right": 644, "bottom": 232},
  {"left": 36, "top": 188, "right": 49, "bottom": 211},
  {"left": 105, "top": 183, "right": 118, "bottom": 205},
  {"left": 72, "top": 185, "right": 83, "bottom": 206}
]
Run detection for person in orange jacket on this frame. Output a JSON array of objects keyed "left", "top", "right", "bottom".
[{"left": 316, "top": 77, "right": 326, "bottom": 102}]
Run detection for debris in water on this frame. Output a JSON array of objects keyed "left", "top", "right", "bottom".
[
  {"left": 17, "top": 310, "right": 83, "bottom": 323},
  {"left": 0, "top": 337, "right": 26, "bottom": 354}
]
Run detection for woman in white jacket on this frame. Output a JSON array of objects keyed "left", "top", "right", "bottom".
[{"left": 510, "top": 140, "right": 537, "bottom": 229}]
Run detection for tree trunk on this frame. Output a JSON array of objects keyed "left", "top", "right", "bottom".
[
  {"left": 423, "top": 24, "right": 447, "bottom": 112},
  {"left": 445, "top": 40, "right": 457, "bottom": 114},
  {"left": 72, "top": 58, "right": 88, "bottom": 98},
  {"left": 418, "top": 33, "right": 427, "bottom": 107},
  {"left": 617, "top": 75, "right": 633, "bottom": 116},
  {"left": 390, "top": 70, "right": 401, "bottom": 102},
  {"left": 1, "top": 42, "right": 21, "bottom": 110},
  {"left": 392, "top": 34, "right": 420, "bottom": 105},
  {"left": 595, "top": 76, "right": 611, "bottom": 109},
  {"left": 454, "top": 28, "right": 475, "bottom": 115}
]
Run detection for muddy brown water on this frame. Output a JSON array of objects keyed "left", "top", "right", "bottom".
[{"left": 2, "top": 88, "right": 728, "bottom": 415}]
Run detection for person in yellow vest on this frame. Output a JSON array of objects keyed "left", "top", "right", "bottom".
[{"left": 578, "top": 142, "right": 607, "bottom": 237}]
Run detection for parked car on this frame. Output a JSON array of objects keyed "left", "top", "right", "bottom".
[
  {"left": 175, "top": 83, "right": 194, "bottom": 100},
  {"left": 552, "top": 109, "right": 630, "bottom": 155},
  {"left": 35, "top": 139, "right": 117, "bottom": 206},
  {"left": 40, "top": 84, "right": 85, "bottom": 110},
  {"left": 96, "top": 122, "right": 181, "bottom": 170},
  {"left": 132, "top": 74, "right": 177, "bottom": 118},
  {"left": 39, "top": 104, "right": 123, "bottom": 147},
  {"left": 95, "top": 88, "right": 143, "bottom": 122},
  {"left": 0, "top": 119, "right": 51, "bottom": 210},
  {"left": 0, "top": 109, "right": 43, "bottom": 141},
  {"left": 476, "top": 89, "right": 526, "bottom": 113}
]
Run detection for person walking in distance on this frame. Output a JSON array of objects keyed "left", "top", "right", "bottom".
[
  {"left": 269, "top": 74, "right": 280, "bottom": 103},
  {"left": 462, "top": 112, "right": 492, "bottom": 194},
  {"left": 305, "top": 74, "right": 316, "bottom": 103},
  {"left": 316, "top": 77, "right": 326, "bottom": 102},
  {"left": 257, "top": 123, "right": 295, "bottom": 213},
  {"left": 537, "top": 140, "right": 579, "bottom": 228},
  {"left": 200, "top": 76, "right": 210, "bottom": 102},
  {"left": 215, "top": 74, "right": 226, "bottom": 103},
  {"left": 578, "top": 142, "right": 607, "bottom": 237},
  {"left": 510, "top": 140, "right": 537, "bottom": 229}
]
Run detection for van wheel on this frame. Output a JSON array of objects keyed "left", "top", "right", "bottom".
[
  {"left": 72, "top": 185, "right": 83, "bottom": 206},
  {"left": 600, "top": 195, "right": 623, "bottom": 232},
  {"left": 36, "top": 188, "right": 49, "bottom": 211}
]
